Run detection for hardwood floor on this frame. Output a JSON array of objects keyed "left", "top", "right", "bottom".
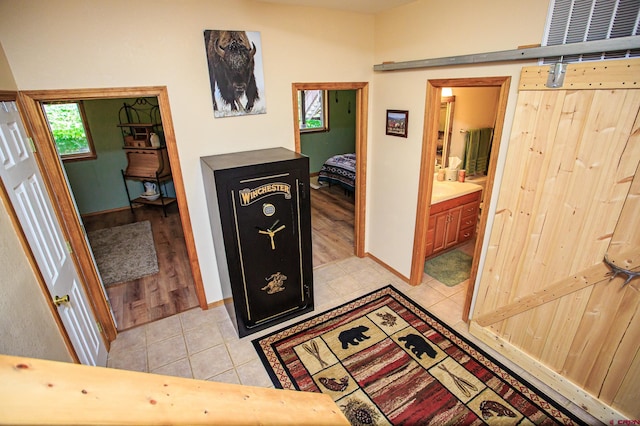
[
  {"left": 310, "top": 184, "right": 355, "bottom": 267},
  {"left": 82, "top": 184, "right": 354, "bottom": 331},
  {"left": 83, "top": 204, "right": 198, "bottom": 331}
]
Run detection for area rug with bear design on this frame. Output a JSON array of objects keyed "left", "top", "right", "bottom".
[{"left": 253, "top": 285, "right": 582, "bottom": 425}]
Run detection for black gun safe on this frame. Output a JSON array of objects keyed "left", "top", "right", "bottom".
[{"left": 201, "top": 148, "right": 314, "bottom": 337}]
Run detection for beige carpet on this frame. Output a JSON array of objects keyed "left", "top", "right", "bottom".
[{"left": 88, "top": 221, "right": 159, "bottom": 286}]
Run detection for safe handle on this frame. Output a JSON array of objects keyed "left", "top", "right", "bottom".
[{"left": 299, "top": 181, "right": 307, "bottom": 199}]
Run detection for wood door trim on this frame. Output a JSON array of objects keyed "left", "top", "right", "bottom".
[
  {"left": 17, "top": 87, "right": 206, "bottom": 344},
  {"left": 409, "top": 77, "right": 511, "bottom": 324},
  {"left": 156, "top": 88, "right": 206, "bottom": 309},
  {"left": 292, "top": 82, "right": 368, "bottom": 257},
  {"left": 474, "top": 248, "right": 640, "bottom": 326},
  {"left": 0, "top": 90, "right": 18, "bottom": 101}
]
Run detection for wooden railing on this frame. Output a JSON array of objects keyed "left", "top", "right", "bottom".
[{"left": 0, "top": 354, "right": 349, "bottom": 425}]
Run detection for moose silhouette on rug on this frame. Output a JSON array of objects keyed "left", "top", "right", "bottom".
[{"left": 338, "top": 325, "right": 370, "bottom": 349}]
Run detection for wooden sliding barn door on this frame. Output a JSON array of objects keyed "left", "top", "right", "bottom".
[{"left": 470, "top": 58, "right": 640, "bottom": 421}]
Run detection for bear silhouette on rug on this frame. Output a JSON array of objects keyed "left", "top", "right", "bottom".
[
  {"left": 398, "top": 333, "right": 437, "bottom": 359},
  {"left": 338, "top": 325, "right": 370, "bottom": 349}
]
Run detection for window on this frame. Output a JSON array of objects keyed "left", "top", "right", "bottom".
[
  {"left": 298, "top": 90, "right": 329, "bottom": 132},
  {"left": 43, "top": 101, "right": 96, "bottom": 161},
  {"left": 543, "top": 0, "right": 640, "bottom": 63}
]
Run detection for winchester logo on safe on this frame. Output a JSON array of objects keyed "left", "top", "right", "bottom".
[{"left": 239, "top": 183, "right": 291, "bottom": 206}]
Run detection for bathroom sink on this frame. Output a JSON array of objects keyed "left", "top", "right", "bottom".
[{"left": 431, "top": 180, "right": 483, "bottom": 204}]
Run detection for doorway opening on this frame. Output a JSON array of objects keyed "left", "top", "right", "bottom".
[
  {"left": 410, "top": 77, "right": 511, "bottom": 322},
  {"left": 19, "top": 87, "right": 206, "bottom": 341},
  {"left": 292, "top": 82, "right": 368, "bottom": 261}
]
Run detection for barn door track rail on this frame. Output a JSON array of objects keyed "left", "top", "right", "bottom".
[{"left": 373, "top": 35, "right": 640, "bottom": 72}]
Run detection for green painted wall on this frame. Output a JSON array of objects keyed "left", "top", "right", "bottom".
[
  {"left": 300, "top": 90, "right": 356, "bottom": 173},
  {"left": 65, "top": 90, "right": 352, "bottom": 214},
  {"left": 63, "top": 97, "right": 174, "bottom": 215}
]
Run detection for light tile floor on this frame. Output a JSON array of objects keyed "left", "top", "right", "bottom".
[{"left": 107, "top": 255, "right": 602, "bottom": 425}]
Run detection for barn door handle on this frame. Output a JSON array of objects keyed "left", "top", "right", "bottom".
[
  {"left": 54, "top": 294, "right": 70, "bottom": 306},
  {"left": 603, "top": 255, "right": 640, "bottom": 287}
]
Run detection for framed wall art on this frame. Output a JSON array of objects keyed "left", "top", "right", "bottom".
[
  {"left": 204, "top": 30, "right": 267, "bottom": 118},
  {"left": 386, "top": 109, "right": 408, "bottom": 137}
]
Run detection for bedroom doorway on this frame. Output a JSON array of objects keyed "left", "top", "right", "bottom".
[
  {"left": 410, "top": 77, "right": 511, "bottom": 322},
  {"left": 39, "top": 95, "right": 199, "bottom": 330},
  {"left": 19, "top": 87, "right": 206, "bottom": 341},
  {"left": 292, "top": 82, "right": 368, "bottom": 263}
]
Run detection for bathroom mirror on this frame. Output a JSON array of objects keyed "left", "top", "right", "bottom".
[{"left": 437, "top": 95, "right": 455, "bottom": 167}]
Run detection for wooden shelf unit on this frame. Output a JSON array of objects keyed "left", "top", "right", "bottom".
[
  {"left": 117, "top": 123, "right": 157, "bottom": 148},
  {"left": 116, "top": 98, "right": 174, "bottom": 216},
  {"left": 123, "top": 146, "right": 171, "bottom": 179},
  {"left": 121, "top": 146, "right": 175, "bottom": 216}
]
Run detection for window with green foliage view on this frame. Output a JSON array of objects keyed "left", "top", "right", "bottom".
[{"left": 43, "top": 101, "right": 96, "bottom": 161}]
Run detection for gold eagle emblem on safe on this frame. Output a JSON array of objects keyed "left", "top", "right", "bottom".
[{"left": 262, "top": 272, "right": 287, "bottom": 294}]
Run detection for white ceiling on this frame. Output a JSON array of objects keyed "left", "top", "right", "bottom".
[{"left": 255, "top": 0, "right": 416, "bottom": 14}]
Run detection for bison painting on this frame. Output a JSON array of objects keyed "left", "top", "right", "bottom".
[{"left": 204, "top": 30, "right": 265, "bottom": 117}]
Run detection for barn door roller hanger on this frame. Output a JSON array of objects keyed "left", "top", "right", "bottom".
[{"left": 546, "top": 63, "right": 567, "bottom": 88}]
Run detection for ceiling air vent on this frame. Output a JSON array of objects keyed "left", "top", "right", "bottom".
[{"left": 542, "top": 0, "right": 640, "bottom": 64}]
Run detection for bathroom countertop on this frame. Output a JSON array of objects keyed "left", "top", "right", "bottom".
[{"left": 431, "top": 180, "right": 483, "bottom": 204}]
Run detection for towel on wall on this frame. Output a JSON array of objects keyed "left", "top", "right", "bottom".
[{"left": 463, "top": 128, "right": 493, "bottom": 175}]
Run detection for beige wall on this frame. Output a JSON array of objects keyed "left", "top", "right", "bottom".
[
  {"left": 0, "top": 0, "right": 551, "bottom": 309},
  {"left": 0, "top": 42, "right": 17, "bottom": 91},
  {"left": 369, "top": 0, "right": 550, "bottom": 276},
  {"left": 0, "top": 0, "right": 375, "bottom": 303},
  {"left": 448, "top": 87, "right": 501, "bottom": 161}
]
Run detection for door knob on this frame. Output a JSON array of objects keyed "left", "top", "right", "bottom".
[{"left": 54, "top": 294, "right": 70, "bottom": 306}]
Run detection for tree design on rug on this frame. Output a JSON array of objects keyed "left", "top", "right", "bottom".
[
  {"left": 375, "top": 311, "right": 397, "bottom": 327},
  {"left": 341, "top": 399, "right": 380, "bottom": 425}
]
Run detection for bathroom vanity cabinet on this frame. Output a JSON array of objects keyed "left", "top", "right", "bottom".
[{"left": 426, "top": 190, "right": 481, "bottom": 258}]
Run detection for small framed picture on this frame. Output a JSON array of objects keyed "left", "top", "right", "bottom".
[{"left": 386, "top": 110, "right": 408, "bottom": 138}]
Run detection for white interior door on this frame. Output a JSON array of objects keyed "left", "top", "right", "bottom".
[{"left": 0, "top": 100, "right": 107, "bottom": 366}]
